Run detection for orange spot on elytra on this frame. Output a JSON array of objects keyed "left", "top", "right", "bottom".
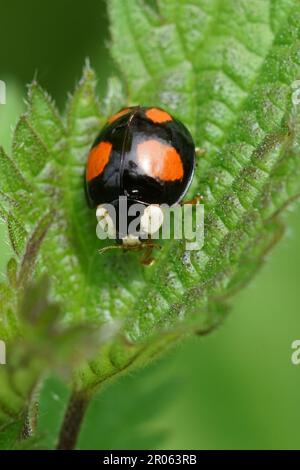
[
  {"left": 145, "top": 108, "right": 172, "bottom": 124},
  {"left": 108, "top": 108, "right": 130, "bottom": 124},
  {"left": 86, "top": 141, "right": 112, "bottom": 182},
  {"left": 137, "top": 139, "right": 183, "bottom": 182}
]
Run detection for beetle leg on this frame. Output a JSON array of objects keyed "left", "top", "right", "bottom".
[
  {"left": 140, "top": 241, "right": 161, "bottom": 266},
  {"left": 98, "top": 244, "right": 124, "bottom": 255},
  {"left": 99, "top": 240, "right": 161, "bottom": 266},
  {"left": 181, "top": 194, "right": 203, "bottom": 205},
  {"left": 140, "top": 244, "right": 155, "bottom": 266}
]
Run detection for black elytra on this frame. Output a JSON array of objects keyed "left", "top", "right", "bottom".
[{"left": 85, "top": 106, "right": 196, "bottom": 211}]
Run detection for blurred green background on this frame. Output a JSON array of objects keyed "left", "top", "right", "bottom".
[{"left": 1, "top": 0, "right": 300, "bottom": 450}]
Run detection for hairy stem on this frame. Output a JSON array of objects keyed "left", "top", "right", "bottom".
[
  {"left": 20, "top": 379, "right": 42, "bottom": 441},
  {"left": 57, "top": 390, "right": 91, "bottom": 450}
]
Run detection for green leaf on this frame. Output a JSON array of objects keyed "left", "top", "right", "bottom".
[
  {"left": 0, "top": 81, "right": 24, "bottom": 152},
  {"left": 1, "top": 0, "right": 300, "bottom": 404},
  {"left": 77, "top": 367, "right": 178, "bottom": 450},
  {"left": 0, "top": 421, "right": 23, "bottom": 450},
  {"left": 36, "top": 368, "right": 175, "bottom": 450},
  {"left": 0, "top": 276, "right": 108, "bottom": 446},
  {"left": 106, "top": 0, "right": 300, "bottom": 343},
  {"left": 0, "top": 146, "right": 28, "bottom": 194},
  {"left": 12, "top": 116, "right": 52, "bottom": 178}
]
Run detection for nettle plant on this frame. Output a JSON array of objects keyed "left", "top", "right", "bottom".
[{"left": 1, "top": 0, "right": 300, "bottom": 450}]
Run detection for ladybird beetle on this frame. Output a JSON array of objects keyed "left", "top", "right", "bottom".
[{"left": 85, "top": 106, "right": 196, "bottom": 260}]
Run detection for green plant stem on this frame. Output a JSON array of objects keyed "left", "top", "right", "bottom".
[
  {"left": 57, "top": 390, "right": 91, "bottom": 450},
  {"left": 21, "top": 401, "right": 39, "bottom": 440}
]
